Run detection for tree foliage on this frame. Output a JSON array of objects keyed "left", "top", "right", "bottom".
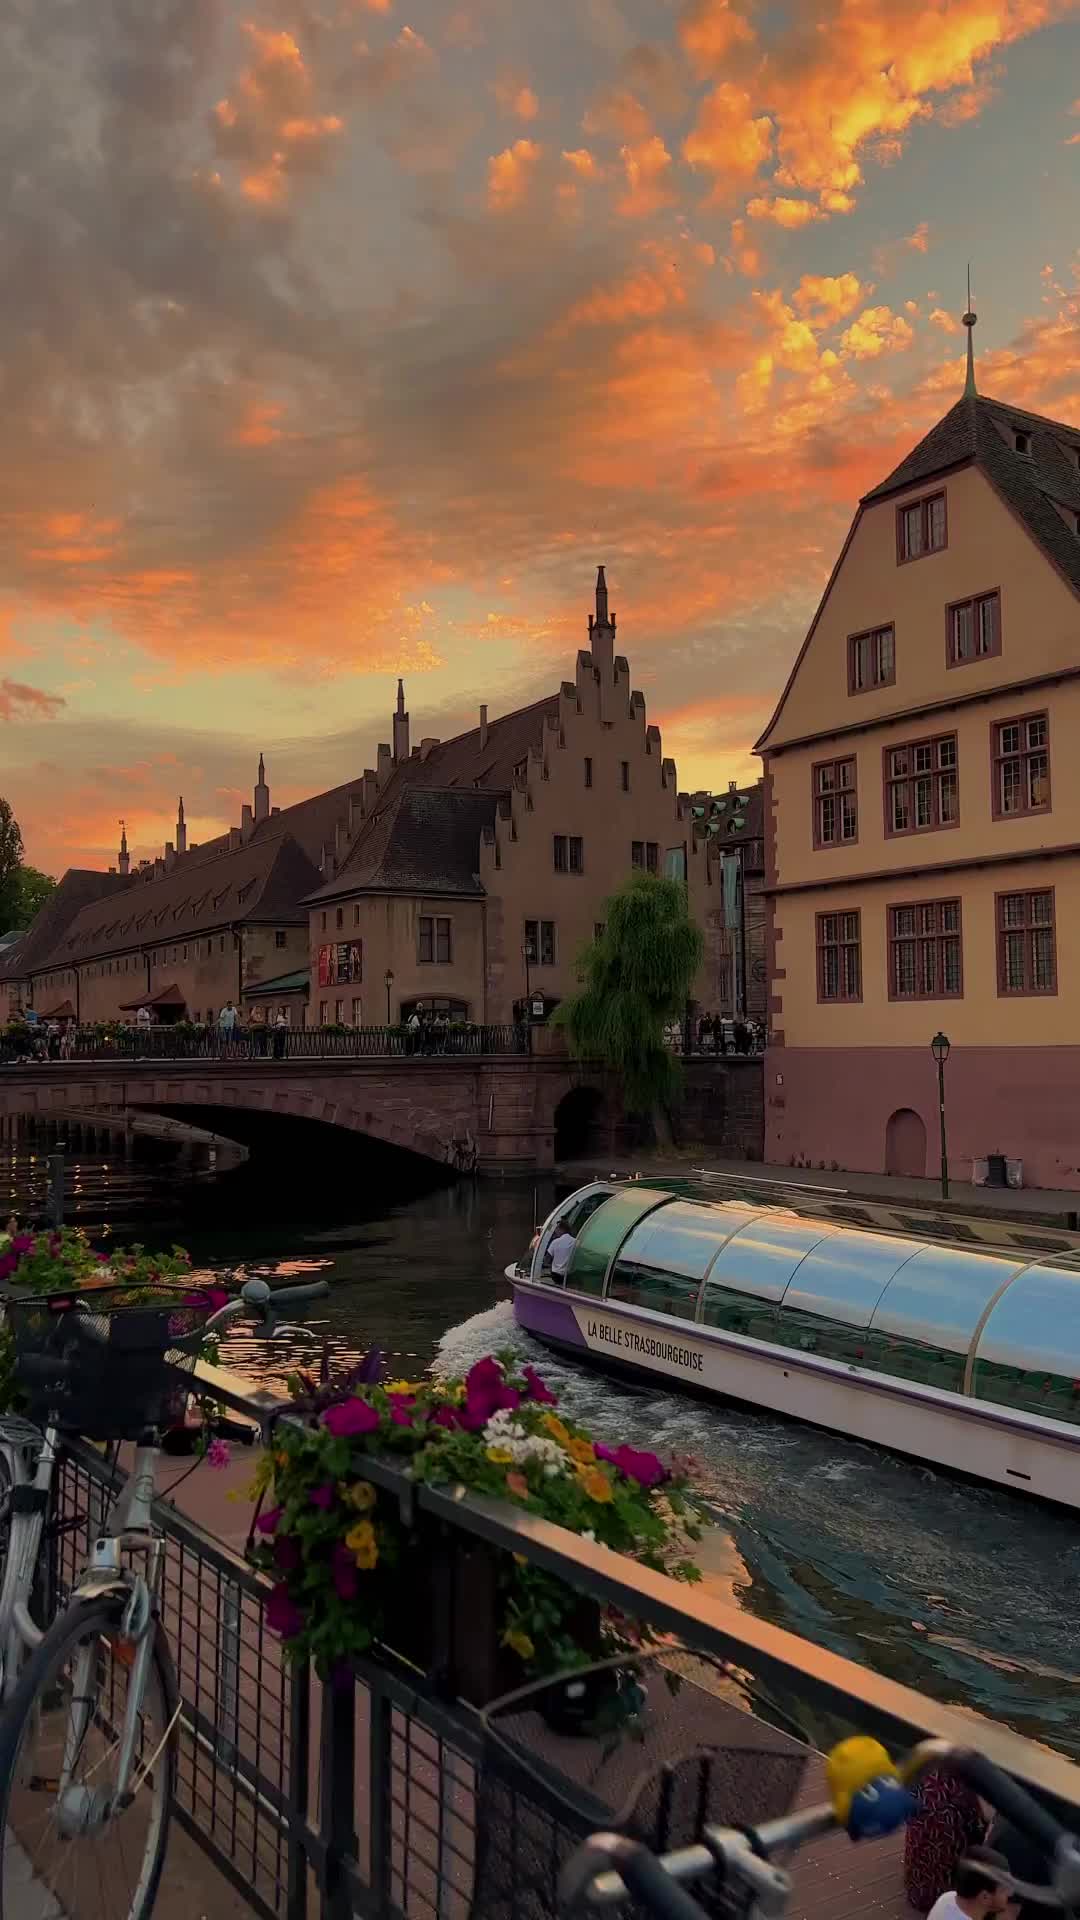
[
  {"left": 10, "top": 866, "right": 56, "bottom": 930},
  {"left": 553, "top": 871, "right": 704, "bottom": 1114},
  {"left": 0, "top": 801, "right": 24, "bottom": 932}
]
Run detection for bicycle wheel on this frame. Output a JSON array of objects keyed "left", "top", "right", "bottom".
[{"left": 0, "top": 1592, "right": 177, "bottom": 1920}]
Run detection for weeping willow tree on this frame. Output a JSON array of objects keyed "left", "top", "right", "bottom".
[{"left": 553, "top": 871, "right": 704, "bottom": 1138}]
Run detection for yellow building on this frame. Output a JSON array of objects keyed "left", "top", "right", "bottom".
[{"left": 756, "top": 321, "right": 1080, "bottom": 1190}]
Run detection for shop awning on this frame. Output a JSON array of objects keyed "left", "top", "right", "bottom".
[
  {"left": 119, "top": 983, "right": 187, "bottom": 1012},
  {"left": 244, "top": 968, "right": 309, "bottom": 999},
  {"left": 38, "top": 1000, "right": 76, "bottom": 1020}
]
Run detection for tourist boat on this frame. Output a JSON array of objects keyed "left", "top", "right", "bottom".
[{"left": 507, "top": 1183, "right": 1080, "bottom": 1510}]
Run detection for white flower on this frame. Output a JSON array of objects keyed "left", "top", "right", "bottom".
[{"left": 581, "top": 1530, "right": 596, "bottom": 1543}]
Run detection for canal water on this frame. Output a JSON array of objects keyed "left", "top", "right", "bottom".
[{"left": 6, "top": 1122, "right": 1080, "bottom": 1759}]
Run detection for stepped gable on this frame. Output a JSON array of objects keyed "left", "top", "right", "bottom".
[{"left": 185, "top": 775, "right": 369, "bottom": 870}]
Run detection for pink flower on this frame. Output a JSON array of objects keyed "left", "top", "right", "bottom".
[
  {"left": 522, "top": 1365, "right": 557, "bottom": 1405},
  {"left": 206, "top": 1438, "right": 231, "bottom": 1470},
  {"left": 429, "top": 1405, "right": 460, "bottom": 1429},
  {"left": 10, "top": 1233, "right": 34, "bottom": 1256},
  {"left": 322, "top": 1397, "right": 380, "bottom": 1438},
  {"left": 390, "top": 1401, "right": 414, "bottom": 1427},
  {"left": 0, "top": 1255, "right": 16, "bottom": 1282},
  {"left": 96, "top": 1251, "right": 110, "bottom": 1264},
  {"left": 183, "top": 1286, "right": 230, "bottom": 1311},
  {"left": 595, "top": 1443, "right": 668, "bottom": 1489},
  {"left": 331, "top": 1543, "right": 358, "bottom": 1601},
  {"left": 273, "top": 1534, "right": 301, "bottom": 1572},
  {"left": 256, "top": 1505, "right": 283, "bottom": 1536},
  {"left": 265, "top": 1584, "right": 304, "bottom": 1639},
  {"left": 461, "top": 1356, "right": 520, "bottom": 1429},
  {"left": 309, "top": 1483, "right": 335, "bottom": 1509}
]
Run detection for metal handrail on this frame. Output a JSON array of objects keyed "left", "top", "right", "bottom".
[{"left": 0, "top": 1021, "right": 530, "bottom": 1063}]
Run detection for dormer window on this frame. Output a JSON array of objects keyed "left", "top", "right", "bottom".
[{"left": 1013, "top": 429, "right": 1031, "bottom": 456}]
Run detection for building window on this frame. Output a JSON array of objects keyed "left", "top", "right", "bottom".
[
  {"left": 816, "top": 911, "right": 861, "bottom": 1002},
  {"left": 524, "top": 919, "right": 556, "bottom": 966},
  {"left": 889, "top": 900, "right": 962, "bottom": 1000},
  {"left": 275, "top": 930, "right": 288, "bottom": 949},
  {"left": 354, "top": 905, "right": 361, "bottom": 927},
  {"left": 351, "top": 997, "right": 362, "bottom": 1025},
  {"left": 553, "top": 835, "right": 583, "bottom": 873},
  {"left": 319, "top": 1000, "right": 328, "bottom": 1025},
  {"left": 1013, "top": 429, "right": 1031, "bottom": 455},
  {"left": 948, "top": 590, "right": 1000, "bottom": 666},
  {"left": 584, "top": 757, "right": 593, "bottom": 788},
  {"left": 646, "top": 842, "right": 658, "bottom": 872},
  {"left": 992, "top": 712, "right": 1050, "bottom": 818},
  {"left": 336, "top": 907, "right": 344, "bottom": 930},
  {"left": 334, "top": 999, "right": 344, "bottom": 1024},
  {"left": 620, "top": 761, "right": 630, "bottom": 792},
  {"left": 884, "top": 733, "right": 958, "bottom": 836},
  {"left": 631, "top": 841, "right": 643, "bottom": 868},
  {"left": 321, "top": 913, "right": 327, "bottom": 932},
  {"left": 997, "top": 890, "right": 1056, "bottom": 995},
  {"left": 418, "top": 916, "right": 452, "bottom": 963},
  {"left": 848, "top": 625, "right": 895, "bottom": 693},
  {"left": 897, "top": 490, "right": 947, "bottom": 562},
  {"left": 812, "top": 758, "right": 858, "bottom": 848}
]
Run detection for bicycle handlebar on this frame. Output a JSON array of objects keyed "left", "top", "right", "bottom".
[{"left": 563, "top": 1740, "right": 1080, "bottom": 1916}]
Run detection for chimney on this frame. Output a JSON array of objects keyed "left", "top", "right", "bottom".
[
  {"left": 377, "top": 742, "right": 392, "bottom": 783},
  {"left": 271, "top": 806, "right": 280, "bottom": 817},
  {"left": 479, "top": 704, "right": 488, "bottom": 750},
  {"left": 229, "top": 827, "right": 242, "bottom": 851},
  {"left": 241, "top": 803, "right": 254, "bottom": 841},
  {"left": 176, "top": 796, "right": 187, "bottom": 856},
  {"left": 254, "top": 752, "right": 270, "bottom": 823},
  {"left": 153, "top": 857, "right": 165, "bottom": 878},
  {"left": 728, "top": 779, "right": 738, "bottom": 794},
  {"left": 393, "top": 679, "right": 410, "bottom": 764},
  {"left": 164, "top": 840, "right": 176, "bottom": 871},
  {"left": 419, "top": 737, "right": 439, "bottom": 761}
]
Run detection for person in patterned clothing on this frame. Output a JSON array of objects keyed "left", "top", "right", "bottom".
[{"left": 904, "top": 1771, "right": 987, "bottom": 1911}]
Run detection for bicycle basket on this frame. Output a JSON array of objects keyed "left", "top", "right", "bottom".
[
  {"left": 8, "top": 1284, "right": 220, "bottom": 1440},
  {"left": 470, "top": 1650, "right": 810, "bottom": 1920}
]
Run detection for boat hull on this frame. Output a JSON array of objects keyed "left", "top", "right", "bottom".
[{"left": 511, "top": 1278, "right": 1080, "bottom": 1512}]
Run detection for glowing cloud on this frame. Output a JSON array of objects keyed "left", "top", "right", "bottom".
[
  {"left": 487, "top": 138, "right": 541, "bottom": 210},
  {"left": 840, "top": 305, "right": 916, "bottom": 358}
]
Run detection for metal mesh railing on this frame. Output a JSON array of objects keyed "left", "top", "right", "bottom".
[{"left": 0, "top": 1023, "right": 529, "bottom": 1064}]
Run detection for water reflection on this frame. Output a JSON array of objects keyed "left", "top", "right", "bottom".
[{"left": 4, "top": 1124, "right": 1080, "bottom": 1757}]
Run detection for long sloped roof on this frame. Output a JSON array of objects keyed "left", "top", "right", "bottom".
[
  {"left": 321, "top": 787, "right": 499, "bottom": 898},
  {"left": 0, "top": 870, "right": 132, "bottom": 983},
  {"left": 26, "top": 833, "right": 320, "bottom": 973},
  {"left": 185, "top": 775, "right": 367, "bottom": 869},
  {"left": 308, "top": 692, "right": 558, "bottom": 902},
  {"left": 862, "top": 392, "right": 1080, "bottom": 595}
]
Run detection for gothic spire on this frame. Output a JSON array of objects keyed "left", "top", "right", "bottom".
[
  {"left": 118, "top": 819, "right": 130, "bottom": 877},
  {"left": 595, "top": 564, "right": 609, "bottom": 626},
  {"left": 254, "top": 751, "right": 270, "bottom": 822},
  {"left": 396, "top": 678, "right": 405, "bottom": 715},
  {"left": 176, "top": 795, "right": 187, "bottom": 855}
]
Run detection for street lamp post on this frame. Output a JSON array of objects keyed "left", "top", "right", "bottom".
[
  {"left": 384, "top": 969, "right": 394, "bottom": 1025},
  {"left": 930, "top": 1031, "right": 950, "bottom": 1201}
]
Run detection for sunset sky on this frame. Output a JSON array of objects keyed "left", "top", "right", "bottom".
[{"left": 5, "top": 0, "right": 1080, "bottom": 877}]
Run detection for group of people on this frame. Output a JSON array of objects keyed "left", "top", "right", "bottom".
[
  {"left": 905, "top": 1769, "right": 1051, "bottom": 1920},
  {"left": 694, "top": 1013, "right": 767, "bottom": 1055}
]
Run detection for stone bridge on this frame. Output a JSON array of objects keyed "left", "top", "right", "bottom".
[{"left": 0, "top": 1053, "right": 763, "bottom": 1173}]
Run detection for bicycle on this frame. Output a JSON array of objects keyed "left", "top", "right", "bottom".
[
  {"left": 0, "top": 1271, "right": 321, "bottom": 1920},
  {"left": 561, "top": 1738, "right": 1080, "bottom": 1920}
]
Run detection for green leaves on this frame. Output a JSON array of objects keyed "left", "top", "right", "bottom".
[{"left": 553, "top": 872, "right": 704, "bottom": 1114}]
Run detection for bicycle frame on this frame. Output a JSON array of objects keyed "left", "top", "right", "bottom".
[{"left": 0, "top": 1416, "right": 60, "bottom": 1702}]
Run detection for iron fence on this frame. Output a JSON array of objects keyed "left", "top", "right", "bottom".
[
  {"left": 43, "top": 1436, "right": 1080, "bottom": 1920},
  {"left": 0, "top": 1022, "right": 529, "bottom": 1066}
]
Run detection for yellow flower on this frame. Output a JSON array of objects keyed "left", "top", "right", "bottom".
[
  {"left": 567, "top": 1437, "right": 595, "bottom": 1465},
  {"left": 486, "top": 1446, "right": 513, "bottom": 1465},
  {"left": 579, "top": 1467, "right": 614, "bottom": 1504},
  {"left": 386, "top": 1380, "right": 421, "bottom": 1395},
  {"left": 342, "top": 1480, "right": 376, "bottom": 1512},
  {"left": 503, "top": 1629, "right": 535, "bottom": 1661},
  {"left": 542, "top": 1414, "right": 570, "bottom": 1447},
  {"left": 345, "top": 1520, "right": 378, "bottom": 1570},
  {"left": 274, "top": 1450, "right": 289, "bottom": 1469}
]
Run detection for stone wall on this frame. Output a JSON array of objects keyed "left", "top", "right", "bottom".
[{"left": 673, "top": 1058, "right": 764, "bottom": 1159}]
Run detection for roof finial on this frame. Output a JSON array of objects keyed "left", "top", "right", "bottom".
[
  {"left": 257, "top": 752, "right": 266, "bottom": 785},
  {"left": 962, "top": 264, "right": 977, "bottom": 399},
  {"left": 396, "top": 678, "right": 405, "bottom": 715},
  {"left": 595, "top": 564, "right": 609, "bottom": 626}
]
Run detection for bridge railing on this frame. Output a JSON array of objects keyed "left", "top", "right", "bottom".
[{"left": 0, "top": 1022, "right": 530, "bottom": 1064}]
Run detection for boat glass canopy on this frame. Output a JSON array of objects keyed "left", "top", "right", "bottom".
[{"left": 527, "top": 1185, "right": 1080, "bottom": 1424}]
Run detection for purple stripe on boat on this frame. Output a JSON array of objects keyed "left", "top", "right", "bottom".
[{"left": 513, "top": 1285, "right": 586, "bottom": 1348}]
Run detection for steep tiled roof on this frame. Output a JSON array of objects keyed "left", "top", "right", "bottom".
[
  {"left": 185, "top": 776, "right": 367, "bottom": 869},
  {"left": 0, "top": 870, "right": 133, "bottom": 983},
  {"left": 314, "top": 788, "right": 498, "bottom": 900},
  {"left": 308, "top": 692, "right": 558, "bottom": 902},
  {"left": 28, "top": 833, "right": 320, "bottom": 973},
  {"left": 862, "top": 392, "right": 1080, "bottom": 595}
]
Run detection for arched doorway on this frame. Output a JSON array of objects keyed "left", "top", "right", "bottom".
[
  {"left": 554, "top": 1086, "right": 607, "bottom": 1161},
  {"left": 885, "top": 1108, "right": 927, "bottom": 1178}
]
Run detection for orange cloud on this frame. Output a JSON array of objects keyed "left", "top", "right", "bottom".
[
  {"left": 556, "top": 261, "right": 690, "bottom": 334},
  {"left": 562, "top": 147, "right": 599, "bottom": 178},
  {"left": 678, "top": 0, "right": 755, "bottom": 74},
  {"left": 494, "top": 75, "right": 539, "bottom": 120},
  {"left": 617, "top": 136, "right": 676, "bottom": 217},
  {"left": 211, "top": 22, "right": 343, "bottom": 206},
  {"left": 487, "top": 138, "right": 541, "bottom": 211},
  {"left": 929, "top": 307, "right": 960, "bottom": 333},
  {"left": 683, "top": 84, "right": 773, "bottom": 196},
  {"left": 0, "top": 681, "right": 64, "bottom": 723},
  {"left": 840, "top": 305, "right": 916, "bottom": 358},
  {"left": 745, "top": 193, "right": 822, "bottom": 227},
  {"left": 231, "top": 403, "right": 284, "bottom": 447},
  {"left": 792, "top": 272, "right": 867, "bottom": 327}
]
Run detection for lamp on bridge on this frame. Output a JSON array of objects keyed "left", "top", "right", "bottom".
[
  {"left": 930, "top": 1030, "right": 950, "bottom": 1202},
  {"left": 384, "top": 969, "right": 394, "bottom": 1026}
]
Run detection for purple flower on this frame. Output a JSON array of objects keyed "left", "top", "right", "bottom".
[
  {"left": 256, "top": 1505, "right": 283, "bottom": 1536},
  {"left": 309, "top": 1483, "right": 335, "bottom": 1510},
  {"left": 331, "top": 1542, "right": 358, "bottom": 1601},
  {"left": 266, "top": 1584, "right": 304, "bottom": 1639},
  {"left": 522, "top": 1365, "right": 557, "bottom": 1405},
  {"left": 390, "top": 1401, "right": 414, "bottom": 1427},
  {"left": 0, "top": 1255, "right": 16, "bottom": 1282},
  {"left": 10, "top": 1233, "right": 34, "bottom": 1256},
  {"left": 429, "top": 1405, "right": 460, "bottom": 1429},
  {"left": 206, "top": 1438, "right": 231, "bottom": 1471},
  {"left": 595, "top": 1443, "right": 668, "bottom": 1489},
  {"left": 184, "top": 1285, "right": 230, "bottom": 1311},
  {"left": 322, "top": 1398, "right": 380, "bottom": 1438},
  {"left": 461, "top": 1356, "right": 521, "bottom": 1430},
  {"left": 273, "top": 1534, "right": 301, "bottom": 1572}
]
